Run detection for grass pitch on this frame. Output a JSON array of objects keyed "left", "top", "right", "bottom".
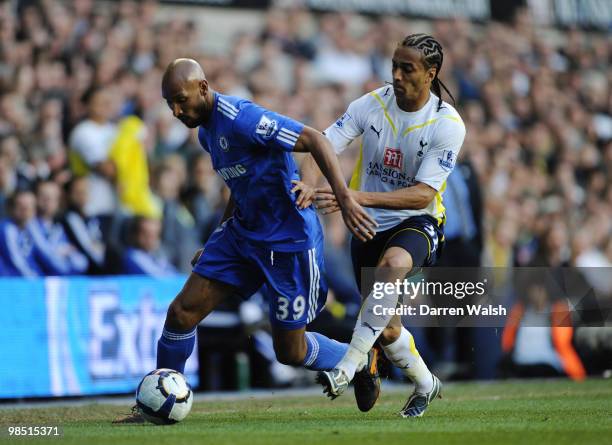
[{"left": 1, "top": 379, "right": 611, "bottom": 445}]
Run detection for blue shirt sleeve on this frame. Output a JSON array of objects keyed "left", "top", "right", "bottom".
[{"left": 233, "top": 101, "right": 304, "bottom": 152}]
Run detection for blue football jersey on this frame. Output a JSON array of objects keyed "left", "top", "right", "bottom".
[{"left": 198, "top": 93, "right": 322, "bottom": 252}]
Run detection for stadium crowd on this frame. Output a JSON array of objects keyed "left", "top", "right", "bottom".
[{"left": 0, "top": 0, "right": 609, "bottom": 380}]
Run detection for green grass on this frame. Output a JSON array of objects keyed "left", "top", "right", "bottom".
[{"left": 1, "top": 379, "right": 611, "bottom": 445}]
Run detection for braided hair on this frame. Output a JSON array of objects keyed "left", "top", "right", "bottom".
[{"left": 401, "top": 33, "right": 455, "bottom": 111}]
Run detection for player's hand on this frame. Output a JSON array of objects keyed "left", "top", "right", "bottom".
[
  {"left": 336, "top": 190, "right": 378, "bottom": 242},
  {"left": 315, "top": 188, "right": 378, "bottom": 241},
  {"left": 314, "top": 186, "right": 340, "bottom": 214},
  {"left": 291, "top": 180, "right": 316, "bottom": 209},
  {"left": 190, "top": 248, "right": 204, "bottom": 267}
]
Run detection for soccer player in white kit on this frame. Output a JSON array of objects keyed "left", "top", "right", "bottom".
[{"left": 300, "top": 34, "right": 466, "bottom": 417}]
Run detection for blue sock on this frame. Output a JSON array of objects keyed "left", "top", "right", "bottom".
[
  {"left": 302, "top": 332, "right": 348, "bottom": 371},
  {"left": 156, "top": 326, "right": 196, "bottom": 373}
]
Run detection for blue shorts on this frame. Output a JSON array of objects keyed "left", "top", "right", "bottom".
[{"left": 193, "top": 223, "right": 327, "bottom": 330}]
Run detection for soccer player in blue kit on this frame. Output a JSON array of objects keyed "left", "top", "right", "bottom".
[{"left": 114, "top": 58, "right": 377, "bottom": 423}]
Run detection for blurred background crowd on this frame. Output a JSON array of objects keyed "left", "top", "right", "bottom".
[{"left": 0, "top": 0, "right": 610, "bottom": 387}]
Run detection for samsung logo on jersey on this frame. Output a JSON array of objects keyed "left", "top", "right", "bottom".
[{"left": 217, "top": 164, "right": 247, "bottom": 180}]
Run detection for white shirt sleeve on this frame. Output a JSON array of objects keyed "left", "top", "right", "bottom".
[
  {"left": 323, "top": 94, "right": 370, "bottom": 154},
  {"left": 415, "top": 116, "right": 466, "bottom": 191}
]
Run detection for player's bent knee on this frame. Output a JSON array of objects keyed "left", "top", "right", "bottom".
[{"left": 378, "top": 251, "right": 413, "bottom": 270}]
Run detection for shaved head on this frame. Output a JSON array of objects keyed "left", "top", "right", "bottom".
[
  {"left": 162, "top": 58, "right": 206, "bottom": 89},
  {"left": 162, "top": 58, "right": 213, "bottom": 128}
]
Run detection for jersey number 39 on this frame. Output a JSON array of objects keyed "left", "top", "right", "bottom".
[{"left": 276, "top": 295, "right": 306, "bottom": 320}]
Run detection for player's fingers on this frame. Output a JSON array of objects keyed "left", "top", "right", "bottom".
[
  {"left": 290, "top": 180, "right": 302, "bottom": 194},
  {"left": 349, "top": 225, "right": 369, "bottom": 242},
  {"left": 360, "top": 210, "right": 379, "bottom": 228},
  {"left": 295, "top": 188, "right": 305, "bottom": 206},
  {"left": 300, "top": 190, "right": 315, "bottom": 209},
  {"left": 345, "top": 214, "right": 368, "bottom": 239},
  {"left": 358, "top": 221, "right": 376, "bottom": 239},
  {"left": 315, "top": 192, "right": 335, "bottom": 201},
  {"left": 316, "top": 199, "right": 337, "bottom": 209},
  {"left": 316, "top": 197, "right": 336, "bottom": 206},
  {"left": 315, "top": 186, "right": 333, "bottom": 194},
  {"left": 347, "top": 206, "right": 377, "bottom": 234},
  {"left": 350, "top": 215, "right": 375, "bottom": 240},
  {"left": 298, "top": 192, "right": 312, "bottom": 209},
  {"left": 356, "top": 211, "right": 378, "bottom": 234},
  {"left": 320, "top": 205, "right": 340, "bottom": 215},
  {"left": 317, "top": 202, "right": 341, "bottom": 215}
]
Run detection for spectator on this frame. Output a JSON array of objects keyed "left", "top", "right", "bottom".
[
  {"left": 152, "top": 161, "right": 199, "bottom": 272},
  {"left": 501, "top": 282, "right": 586, "bottom": 381},
  {"left": 182, "top": 153, "right": 223, "bottom": 244},
  {"left": 437, "top": 159, "right": 483, "bottom": 267},
  {"left": 0, "top": 190, "right": 68, "bottom": 277},
  {"left": 30, "top": 180, "right": 88, "bottom": 275},
  {"left": 68, "top": 86, "right": 118, "bottom": 217},
  {"left": 122, "top": 216, "right": 177, "bottom": 277},
  {"left": 0, "top": 191, "right": 38, "bottom": 276},
  {"left": 62, "top": 176, "right": 107, "bottom": 274},
  {"left": 109, "top": 113, "right": 161, "bottom": 219},
  {"left": 0, "top": 134, "right": 34, "bottom": 196},
  {"left": 312, "top": 14, "right": 372, "bottom": 86}
]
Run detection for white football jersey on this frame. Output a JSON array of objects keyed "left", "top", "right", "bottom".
[{"left": 325, "top": 86, "right": 466, "bottom": 231}]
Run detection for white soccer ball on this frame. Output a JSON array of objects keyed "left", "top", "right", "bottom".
[{"left": 136, "top": 368, "right": 193, "bottom": 425}]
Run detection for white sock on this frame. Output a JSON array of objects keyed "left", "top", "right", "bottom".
[
  {"left": 336, "top": 286, "right": 399, "bottom": 380},
  {"left": 382, "top": 327, "right": 433, "bottom": 393},
  {"left": 336, "top": 345, "right": 367, "bottom": 380}
]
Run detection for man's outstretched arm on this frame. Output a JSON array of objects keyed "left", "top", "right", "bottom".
[
  {"left": 294, "top": 126, "right": 377, "bottom": 242},
  {"left": 316, "top": 182, "right": 437, "bottom": 214}
]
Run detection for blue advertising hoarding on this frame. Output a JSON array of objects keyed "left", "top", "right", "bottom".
[{"left": 0, "top": 276, "right": 198, "bottom": 399}]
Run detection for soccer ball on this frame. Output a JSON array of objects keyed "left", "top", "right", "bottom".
[{"left": 136, "top": 368, "right": 193, "bottom": 425}]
